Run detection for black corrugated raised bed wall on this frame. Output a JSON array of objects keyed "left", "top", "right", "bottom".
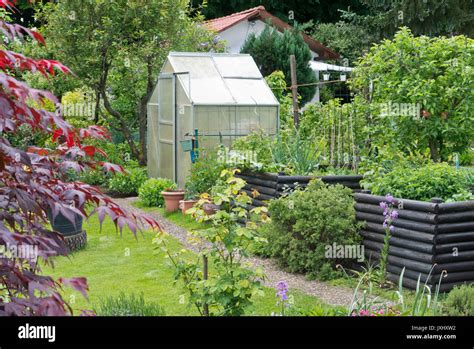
[
  {"left": 355, "top": 192, "right": 474, "bottom": 292},
  {"left": 235, "top": 171, "right": 363, "bottom": 209}
]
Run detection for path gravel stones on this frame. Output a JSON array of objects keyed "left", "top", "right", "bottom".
[{"left": 114, "top": 197, "right": 357, "bottom": 307}]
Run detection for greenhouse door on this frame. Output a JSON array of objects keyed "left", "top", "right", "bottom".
[
  {"left": 156, "top": 74, "right": 175, "bottom": 182},
  {"left": 174, "top": 72, "right": 193, "bottom": 187}
]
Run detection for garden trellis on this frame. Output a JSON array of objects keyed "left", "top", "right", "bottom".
[
  {"left": 147, "top": 52, "right": 279, "bottom": 186},
  {"left": 302, "top": 100, "right": 362, "bottom": 171}
]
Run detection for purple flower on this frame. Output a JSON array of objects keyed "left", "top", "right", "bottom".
[
  {"left": 379, "top": 202, "right": 388, "bottom": 210},
  {"left": 389, "top": 225, "right": 395, "bottom": 231},
  {"left": 385, "top": 194, "right": 394, "bottom": 203},
  {"left": 390, "top": 210, "right": 399, "bottom": 220},
  {"left": 276, "top": 280, "right": 289, "bottom": 302}
]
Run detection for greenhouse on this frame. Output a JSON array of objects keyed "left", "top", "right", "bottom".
[{"left": 147, "top": 52, "right": 280, "bottom": 186}]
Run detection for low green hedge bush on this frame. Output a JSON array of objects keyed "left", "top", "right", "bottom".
[
  {"left": 263, "top": 179, "right": 361, "bottom": 280},
  {"left": 443, "top": 284, "right": 474, "bottom": 316},
  {"left": 138, "top": 178, "right": 176, "bottom": 207},
  {"left": 107, "top": 167, "right": 148, "bottom": 196},
  {"left": 80, "top": 168, "right": 108, "bottom": 186}
]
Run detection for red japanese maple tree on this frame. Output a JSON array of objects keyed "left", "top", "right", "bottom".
[{"left": 0, "top": 0, "right": 160, "bottom": 315}]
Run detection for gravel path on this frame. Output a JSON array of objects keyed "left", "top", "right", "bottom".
[{"left": 114, "top": 197, "right": 358, "bottom": 307}]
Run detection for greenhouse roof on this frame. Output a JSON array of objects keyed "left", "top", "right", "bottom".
[{"left": 164, "top": 52, "right": 280, "bottom": 106}]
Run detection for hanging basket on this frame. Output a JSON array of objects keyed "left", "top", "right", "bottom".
[{"left": 180, "top": 139, "right": 193, "bottom": 152}]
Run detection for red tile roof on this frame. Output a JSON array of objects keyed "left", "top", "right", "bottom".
[
  {"left": 205, "top": 6, "right": 339, "bottom": 60},
  {"left": 205, "top": 6, "right": 265, "bottom": 32}
]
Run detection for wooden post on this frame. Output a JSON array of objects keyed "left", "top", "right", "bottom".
[
  {"left": 290, "top": 55, "right": 299, "bottom": 128},
  {"left": 203, "top": 255, "right": 209, "bottom": 316}
]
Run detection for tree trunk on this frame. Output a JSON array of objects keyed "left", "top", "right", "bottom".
[
  {"left": 101, "top": 87, "right": 141, "bottom": 162},
  {"left": 136, "top": 59, "right": 156, "bottom": 166},
  {"left": 98, "top": 50, "right": 142, "bottom": 163},
  {"left": 93, "top": 89, "right": 101, "bottom": 124},
  {"left": 137, "top": 107, "right": 147, "bottom": 166},
  {"left": 428, "top": 137, "right": 440, "bottom": 162}
]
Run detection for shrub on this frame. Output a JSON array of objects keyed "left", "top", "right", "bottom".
[
  {"left": 370, "top": 162, "right": 470, "bottom": 201},
  {"left": 107, "top": 167, "right": 148, "bottom": 196},
  {"left": 138, "top": 178, "right": 176, "bottom": 207},
  {"left": 265, "top": 179, "right": 361, "bottom": 279},
  {"left": 155, "top": 170, "right": 269, "bottom": 316},
  {"left": 96, "top": 141, "right": 136, "bottom": 167},
  {"left": 444, "top": 284, "right": 474, "bottom": 316},
  {"left": 93, "top": 292, "right": 165, "bottom": 316},
  {"left": 185, "top": 148, "right": 225, "bottom": 198},
  {"left": 80, "top": 168, "right": 108, "bottom": 186}
]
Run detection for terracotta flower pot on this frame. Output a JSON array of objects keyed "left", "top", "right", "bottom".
[
  {"left": 161, "top": 190, "right": 185, "bottom": 213},
  {"left": 179, "top": 199, "right": 197, "bottom": 215}
]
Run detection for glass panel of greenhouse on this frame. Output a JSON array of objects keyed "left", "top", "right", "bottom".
[{"left": 147, "top": 52, "right": 280, "bottom": 187}]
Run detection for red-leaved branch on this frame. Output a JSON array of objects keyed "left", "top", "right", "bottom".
[{"left": 0, "top": 0, "right": 161, "bottom": 316}]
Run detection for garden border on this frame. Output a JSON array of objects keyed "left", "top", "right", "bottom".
[
  {"left": 236, "top": 170, "right": 363, "bottom": 209},
  {"left": 354, "top": 192, "right": 474, "bottom": 292}
]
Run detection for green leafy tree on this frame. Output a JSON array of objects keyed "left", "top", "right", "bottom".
[
  {"left": 241, "top": 25, "right": 316, "bottom": 104},
  {"left": 191, "top": 0, "right": 367, "bottom": 24},
  {"left": 351, "top": 27, "right": 474, "bottom": 162},
  {"left": 343, "top": 0, "right": 474, "bottom": 39},
  {"left": 310, "top": 21, "right": 374, "bottom": 65},
  {"left": 36, "top": 0, "right": 222, "bottom": 165}
]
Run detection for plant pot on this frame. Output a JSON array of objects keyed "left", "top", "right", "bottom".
[
  {"left": 48, "top": 210, "right": 83, "bottom": 237},
  {"left": 203, "top": 203, "right": 220, "bottom": 216},
  {"left": 161, "top": 190, "right": 185, "bottom": 212},
  {"left": 179, "top": 199, "right": 197, "bottom": 215}
]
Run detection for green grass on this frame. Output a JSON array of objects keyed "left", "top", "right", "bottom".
[
  {"left": 133, "top": 201, "right": 204, "bottom": 231},
  {"left": 43, "top": 213, "right": 324, "bottom": 316}
]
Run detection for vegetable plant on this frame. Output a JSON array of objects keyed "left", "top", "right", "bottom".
[{"left": 370, "top": 162, "right": 470, "bottom": 201}]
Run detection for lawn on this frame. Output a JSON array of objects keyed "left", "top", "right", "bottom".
[{"left": 43, "top": 212, "right": 327, "bottom": 316}]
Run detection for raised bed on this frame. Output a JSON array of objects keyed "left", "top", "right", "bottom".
[
  {"left": 355, "top": 192, "right": 474, "bottom": 292},
  {"left": 236, "top": 170, "right": 363, "bottom": 208}
]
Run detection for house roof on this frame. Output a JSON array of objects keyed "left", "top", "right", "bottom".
[
  {"left": 205, "top": 6, "right": 340, "bottom": 61},
  {"left": 163, "top": 52, "right": 280, "bottom": 106}
]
